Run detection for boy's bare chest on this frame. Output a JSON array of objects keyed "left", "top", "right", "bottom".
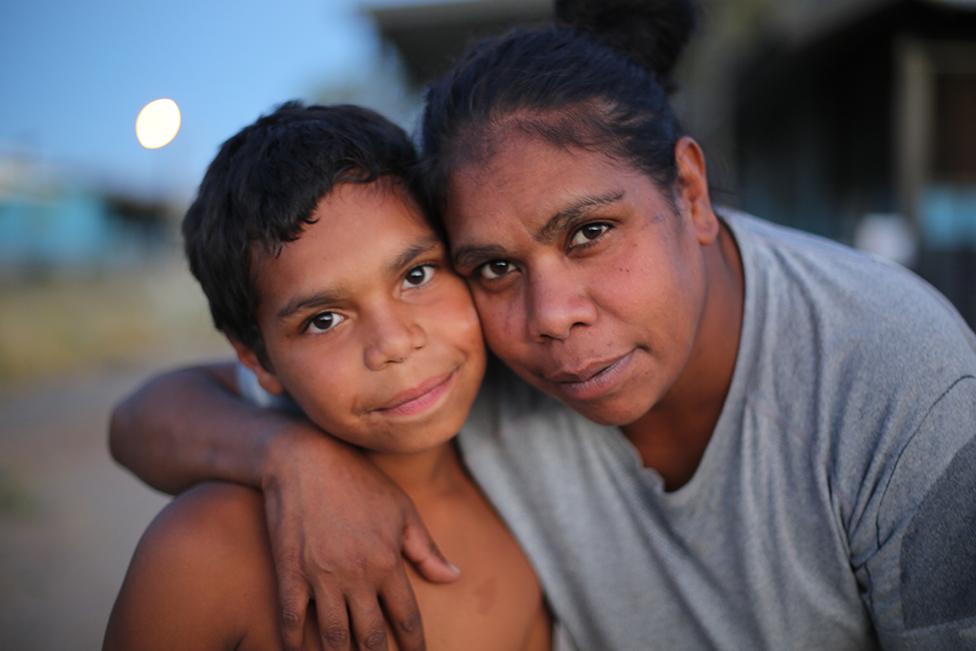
[{"left": 407, "top": 488, "right": 551, "bottom": 650}]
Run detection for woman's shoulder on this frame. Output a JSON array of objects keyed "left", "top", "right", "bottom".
[{"left": 104, "top": 482, "right": 279, "bottom": 651}]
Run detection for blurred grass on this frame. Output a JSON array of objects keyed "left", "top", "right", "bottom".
[
  {"left": 0, "top": 468, "right": 38, "bottom": 519},
  {"left": 0, "top": 255, "right": 227, "bottom": 387}
]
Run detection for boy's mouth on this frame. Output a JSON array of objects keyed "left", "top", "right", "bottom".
[{"left": 370, "top": 369, "right": 457, "bottom": 417}]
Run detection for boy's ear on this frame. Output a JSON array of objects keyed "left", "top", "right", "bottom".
[{"left": 229, "top": 339, "right": 285, "bottom": 396}]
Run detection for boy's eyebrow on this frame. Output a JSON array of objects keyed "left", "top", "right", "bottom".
[
  {"left": 387, "top": 235, "right": 442, "bottom": 275},
  {"left": 534, "top": 190, "right": 624, "bottom": 244},
  {"left": 452, "top": 190, "right": 625, "bottom": 269},
  {"left": 276, "top": 289, "right": 348, "bottom": 322}
]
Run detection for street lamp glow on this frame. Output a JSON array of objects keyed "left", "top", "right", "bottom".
[{"left": 135, "top": 98, "right": 181, "bottom": 149}]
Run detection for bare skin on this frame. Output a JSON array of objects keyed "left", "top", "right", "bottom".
[{"left": 104, "top": 450, "right": 550, "bottom": 651}]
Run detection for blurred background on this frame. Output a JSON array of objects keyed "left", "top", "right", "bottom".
[{"left": 1, "top": 0, "right": 973, "bottom": 648}]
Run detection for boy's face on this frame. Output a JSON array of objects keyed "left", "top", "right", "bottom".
[{"left": 239, "top": 181, "right": 485, "bottom": 455}]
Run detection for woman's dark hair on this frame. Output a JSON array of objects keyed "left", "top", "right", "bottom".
[
  {"left": 183, "top": 101, "right": 420, "bottom": 362},
  {"left": 420, "top": 0, "right": 698, "bottom": 214}
]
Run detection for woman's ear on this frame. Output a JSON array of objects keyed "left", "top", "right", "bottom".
[
  {"left": 674, "top": 136, "right": 719, "bottom": 246},
  {"left": 229, "top": 339, "right": 285, "bottom": 396}
]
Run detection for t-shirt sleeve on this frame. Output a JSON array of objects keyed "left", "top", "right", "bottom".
[
  {"left": 856, "top": 376, "right": 976, "bottom": 649},
  {"left": 235, "top": 362, "right": 300, "bottom": 413}
]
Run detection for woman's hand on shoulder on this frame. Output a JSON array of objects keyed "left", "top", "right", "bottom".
[{"left": 259, "top": 425, "right": 461, "bottom": 651}]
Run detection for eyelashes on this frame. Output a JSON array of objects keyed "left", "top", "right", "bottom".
[
  {"left": 570, "top": 222, "right": 611, "bottom": 247},
  {"left": 304, "top": 311, "right": 344, "bottom": 334},
  {"left": 402, "top": 263, "right": 436, "bottom": 288},
  {"left": 477, "top": 260, "right": 516, "bottom": 280}
]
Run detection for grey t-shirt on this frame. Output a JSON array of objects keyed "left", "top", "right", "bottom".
[{"left": 458, "top": 211, "right": 976, "bottom": 650}]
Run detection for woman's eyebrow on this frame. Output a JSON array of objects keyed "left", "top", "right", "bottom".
[
  {"left": 452, "top": 244, "right": 508, "bottom": 270},
  {"left": 534, "top": 190, "right": 624, "bottom": 244}
]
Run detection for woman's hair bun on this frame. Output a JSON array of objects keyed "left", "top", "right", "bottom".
[{"left": 554, "top": 0, "right": 698, "bottom": 90}]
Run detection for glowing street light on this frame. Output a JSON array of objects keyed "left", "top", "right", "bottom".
[{"left": 135, "top": 98, "right": 181, "bottom": 149}]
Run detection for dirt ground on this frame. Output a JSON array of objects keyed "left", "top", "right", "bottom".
[
  {"left": 0, "top": 259, "right": 230, "bottom": 650},
  {"left": 0, "top": 362, "right": 172, "bottom": 650}
]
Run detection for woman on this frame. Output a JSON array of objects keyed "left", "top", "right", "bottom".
[{"left": 111, "top": 1, "right": 976, "bottom": 648}]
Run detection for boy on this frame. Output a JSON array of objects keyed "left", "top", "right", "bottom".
[{"left": 103, "top": 103, "right": 556, "bottom": 651}]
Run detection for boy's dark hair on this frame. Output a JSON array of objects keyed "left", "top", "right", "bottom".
[
  {"left": 420, "top": 0, "right": 697, "bottom": 215},
  {"left": 183, "top": 101, "right": 419, "bottom": 363}
]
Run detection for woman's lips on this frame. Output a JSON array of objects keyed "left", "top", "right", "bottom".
[
  {"left": 545, "top": 349, "right": 636, "bottom": 402},
  {"left": 372, "top": 370, "right": 456, "bottom": 417}
]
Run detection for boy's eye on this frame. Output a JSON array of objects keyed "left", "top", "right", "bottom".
[
  {"left": 569, "top": 222, "right": 611, "bottom": 247},
  {"left": 305, "top": 311, "right": 344, "bottom": 334},
  {"left": 402, "top": 264, "right": 436, "bottom": 288},
  {"left": 477, "top": 260, "right": 515, "bottom": 280}
]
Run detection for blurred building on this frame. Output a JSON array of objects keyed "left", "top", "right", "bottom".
[
  {"left": 735, "top": 0, "right": 976, "bottom": 325},
  {"left": 364, "top": 0, "right": 550, "bottom": 84},
  {"left": 0, "top": 155, "right": 171, "bottom": 279},
  {"left": 361, "top": 0, "right": 976, "bottom": 326}
]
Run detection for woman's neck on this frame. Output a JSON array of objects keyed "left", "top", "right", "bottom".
[{"left": 621, "top": 218, "right": 745, "bottom": 489}]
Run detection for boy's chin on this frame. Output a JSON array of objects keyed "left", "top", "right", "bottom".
[{"left": 369, "top": 421, "right": 464, "bottom": 456}]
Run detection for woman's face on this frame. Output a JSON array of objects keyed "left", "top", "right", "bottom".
[{"left": 444, "top": 133, "right": 718, "bottom": 426}]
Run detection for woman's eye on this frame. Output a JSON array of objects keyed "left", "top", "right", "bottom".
[
  {"left": 478, "top": 260, "right": 515, "bottom": 280},
  {"left": 305, "top": 311, "right": 344, "bottom": 334},
  {"left": 402, "top": 264, "right": 436, "bottom": 288},
  {"left": 569, "top": 223, "right": 611, "bottom": 247}
]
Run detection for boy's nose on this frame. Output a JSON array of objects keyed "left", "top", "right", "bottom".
[{"left": 363, "top": 310, "right": 427, "bottom": 370}]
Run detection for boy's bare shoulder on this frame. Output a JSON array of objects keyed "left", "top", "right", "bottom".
[
  {"left": 133, "top": 482, "right": 269, "bottom": 581},
  {"left": 104, "top": 483, "right": 279, "bottom": 651},
  {"left": 153, "top": 481, "right": 266, "bottom": 541}
]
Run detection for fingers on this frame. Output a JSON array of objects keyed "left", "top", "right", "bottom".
[
  {"left": 265, "top": 487, "right": 310, "bottom": 651},
  {"left": 276, "top": 570, "right": 310, "bottom": 651},
  {"left": 379, "top": 568, "right": 425, "bottom": 651},
  {"left": 401, "top": 513, "right": 460, "bottom": 584},
  {"left": 347, "top": 593, "right": 390, "bottom": 650},
  {"left": 311, "top": 584, "right": 352, "bottom": 651}
]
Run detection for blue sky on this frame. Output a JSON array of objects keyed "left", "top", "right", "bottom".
[{"left": 0, "top": 0, "right": 390, "bottom": 199}]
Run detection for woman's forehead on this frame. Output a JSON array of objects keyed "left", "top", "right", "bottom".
[
  {"left": 445, "top": 135, "right": 645, "bottom": 216},
  {"left": 445, "top": 103, "right": 621, "bottom": 167}
]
